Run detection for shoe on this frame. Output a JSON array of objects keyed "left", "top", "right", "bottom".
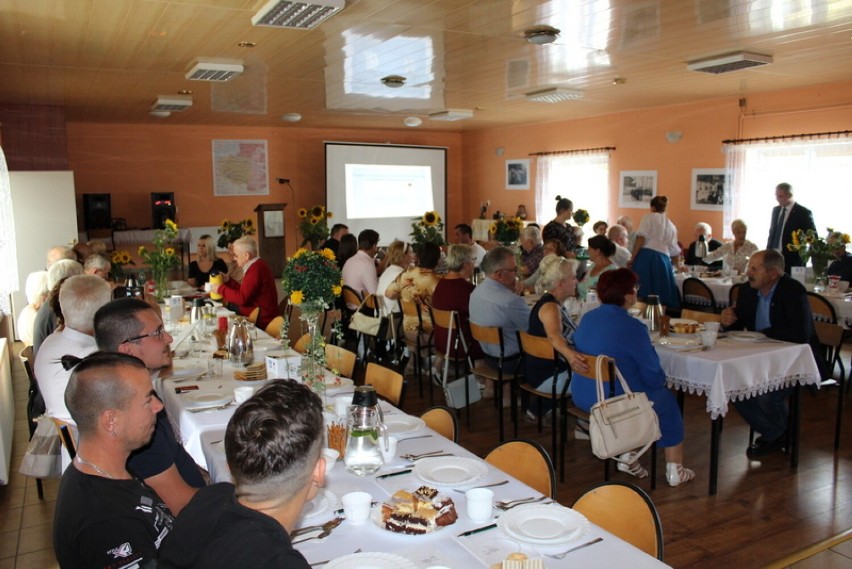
[
  {"left": 523, "top": 410, "right": 553, "bottom": 426},
  {"left": 616, "top": 452, "right": 649, "bottom": 479},
  {"left": 746, "top": 436, "right": 786, "bottom": 459},
  {"left": 666, "top": 463, "right": 695, "bottom": 487}
]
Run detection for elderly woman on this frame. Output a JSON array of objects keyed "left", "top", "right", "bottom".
[
  {"left": 519, "top": 225, "right": 544, "bottom": 277},
  {"left": 577, "top": 235, "right": 617, "bottom": 300},
  {"left": 188, "top": 234, "right": 228, "bottom": 287},
  {"left": 524, "top": 258, "right": 589, "bottom": 422},
  {"left": 522, "top": 239, "right": 567, "bottom": 292},
  {"left": 377, "top": 240, "right": 414, "bottom": 314},
  {"left": 572, "top": 268, "right": 694, "bottom": 487},
  {"left": 431, "top": 245, "right": 483, "bottom": 361},
  {"left": 629, "top": 195, "right": 681, "bottom": 309},
  {"left": 542, "top": 196, "right": 578, "bottom": 255},
  {"left": 701, "top": 219, "right": 759, "bottom": 274}
]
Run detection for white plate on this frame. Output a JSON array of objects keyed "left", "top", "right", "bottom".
[
  {"left": 254, "top": 339, "right": 283, "bottom": 349},
  {"left": 669, "top": 318, "right": 698, "bottom": 326},
  {"left": 297, "top": 489, "right": 339, "bottom": 524},
  {"left": 325, "top": 552, "right": 417, "bottom": 569},
  {"left": 497, "top": 504, "right": 589, "bottom": 545},
  {"left": 183, "top": 392, "right": 232, "bottom": 408},
  {"left": 415, "top": 456, "right": 488, "bottom": 487},
  {"left": 370, "top": 503, "right": 453, "bottom": 535},
  {"left": 326, "top": 376, "right": 355, "bottom": 389},
  {"left": 165, "top": 367, "right": 206, "bottom": 380},
  {"left": 656, "top": 337, "right": 700, "bottom": 351},
  {"left": 383, "top": 416, "right": 425, "bottom": 435},
  {"left": 728, "top": 331, "right": 766, "bottom": 342}
]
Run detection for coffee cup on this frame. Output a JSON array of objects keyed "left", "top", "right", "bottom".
[
  {"left": 465, "top": 488, "right": 494, "bottom": 522},
  {"left": 703, "top": 322, "right": 721, "bottom": 333},
  {"left": 341, "top": 491, "right": 372, "bottom": 524}
]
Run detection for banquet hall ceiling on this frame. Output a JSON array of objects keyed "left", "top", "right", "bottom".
[{"left": 0, "top": 0, "right": 850, "bottom": 131}]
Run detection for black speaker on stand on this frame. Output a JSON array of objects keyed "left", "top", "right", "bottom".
[
  {"left": 151, "top": 192, "right": 176, "bottom": 229},
  {"left": 83, "top": 194, "right": 112, "bottom": 229}
]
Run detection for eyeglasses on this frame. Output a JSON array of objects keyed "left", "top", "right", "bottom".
[
  {"left": 500, "top": 266, "right": 518, "bottom": 274},
  {"left": 122, "top": 325, "right": 167, "bottom": 344}
]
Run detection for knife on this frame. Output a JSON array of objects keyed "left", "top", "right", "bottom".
[
  {"left": 375, "top": 468, "right": 412, "bottom": 479},
  {"left": 457, "top": 523, "right": 497, "bottom": 537}
]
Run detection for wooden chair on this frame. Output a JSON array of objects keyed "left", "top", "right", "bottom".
[
  {"left": 19, "top": 346, "right": 45, "bottom": 499},
  {"left": 681, "top": 277, "right": 718, "bottom": 313},
  {"left": 292, "top": 333, "right": 312, "bottom": 354},
  {"left": 728, "top": 282, "right": 742, "bottom": 307},
  {"left": 485, "top": 439, "right": 556, "bottom": 499},
  {"left": 247, "top": 306, "right": 260, "bottom": 324},
  {"left": 365, "top": 362, "right": 404, "bottom": 407},
  {"left": 469, "top": 322, "right": 522, "bottom": 442},
  {"left": 421, "top": 406, "right": 458, "bottom": 442},
  {"left": 52, "top": 418, "right": 77, "bottom": 460},
  {"left": 517, "top": 331, "right": 572, "bottom": 482},
  {"left": 265, "top": 316, "right": 285, "bottom": 338},
  {"left": 814, "top": 321, "right": 847, "bottom": 450},
  {"left": 400, "top": 299, "right": 434, "bottom": 402},
  {"left": 325, "top": 343, "right": 357, "bottom": 378},
  {"left": 679, "top": 309, "right": 722, "bottom": 324},
  {"left": 807, "top": 292, "right": 845, "bottom": 383},
  {"left": 572, "top": 481, "right": 664, "bottom": 560},
  {"left": 431, "top": 307, "right": 477, "bottom": 427}
]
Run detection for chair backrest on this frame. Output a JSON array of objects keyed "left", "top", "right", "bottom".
[
  {"left": 679, "top": 309, "right": 722, "bottom": 324},
  {"left": 431, "top": 308, "right": 467, "bottom": 360},
  {"left": 325, "top": 344, "right": 357, "bottom": 378},
  {"left": 728, "top": 283, "right": 742, "bottom": 307},
  {"left": 265, "top": 316, "right": 285, "bottom": 338},
  {"left": 363, "top": 293, "right": 380, "bottom": 315},
  {"left": 572, "top": 481, "right": 664, "bottom": 560},
  {"left": 247, "top": 306, "right": 260, "bottom": 324},
  {"left": 485, "top": 439, "right": 556, "bottom": 498},
  {"left": 518, "top": 331, "right": 555, "bottom": 361},
  {"left": 813, "top": 320, "right": 845, "bottom": 377},
  {"left": 421, "top": 406, "right": 458, "bottom": 442},
  {"left": 469, "top": 322, "right": 501, "bottom": 351},
  {"left": 278, "top": 298, "right": 293, "bottom": 320},
  {"left": 365, "top": 362, "right": 404, "bottom": 406},
  {"left": 342, "top": 285, "right": 362, "bottom": 309},
  {"left": 807, "top": 291, "right": 837, "bottom": 324},
  {"left": 292, "top": 333, "right": 312, "bottom": 354},
  {"left": 682, "top": 277, "right": 717, "bottom": 312},
  {"left": 52, "top": 418, "right": 78, "bottom": 460}
]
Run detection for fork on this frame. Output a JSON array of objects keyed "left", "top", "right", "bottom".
[
  {"left": 545, "top": 537, "right": 603, "bottom": 559},
  {"left": 495, "top": 495, "right": 548, "bottom": 510},
  {"left": 452, "top": 480, "right": 509, "bottom": 493},
  {"left": 400, "top": 450, "right": 445, "bottom": 460},
  {"left": 187, "top": 402, "right": 234, "bottom": 413}
]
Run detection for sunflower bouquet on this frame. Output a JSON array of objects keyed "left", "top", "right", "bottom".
[
  {"left": 490, "top": 216, "right": 524, "bottom": 245},
  {"left": 410, "top": 211, "right": 445, "bottom": 254},
  {"left": 573, "top": 209, "right": 590, "bottom": 226},
  {"left": 297, "top": 205, "right": 333, "bottom": 250},
  {"left": 217, "top": 218, "right": 255, "bottom": 249},
  {"left": 110, "top": 250, "right": 135, "bottom": 281},
  {"left": 281, "top": 248, "right": 342, "bottom": 314},
  {"left": 137, "top": 219, "right": 181, "bottom": 300},
  {"left": 787, "top": 227, "right": 850, "bottom": 277}
]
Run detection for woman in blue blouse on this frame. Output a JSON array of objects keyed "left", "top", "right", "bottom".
[{"left": 572, "top": 268, "right": 694, "bottom": 487}]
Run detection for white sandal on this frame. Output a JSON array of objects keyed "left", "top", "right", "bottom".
[
  {"left": 616, "top": 452, "right": 649, "bottom": 479},
  {"left": 666, "top": 463, "right": 695, "bottom": 487}
]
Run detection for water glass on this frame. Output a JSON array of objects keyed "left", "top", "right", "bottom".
[{"left": 700, "top": 330, "right": 718, "bottom": 349}]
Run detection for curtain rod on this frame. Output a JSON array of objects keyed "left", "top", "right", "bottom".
[
  {"left": 529, "top": 146, "right": 615, "bottom": 157},
  {"left": 722, "top": 130, "right": 850, "bottom": 145}
]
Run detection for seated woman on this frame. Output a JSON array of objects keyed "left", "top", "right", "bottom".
[
  {"left": 431, "top": 244, "right": 484, "bottom": 362},
  {"left": 188, "top": 234, "right": 228, "bottom": 288},
  {"left": 701, "top": 219, "right": 759, "bottom": 274},
  {"left": 522, "top": 239, "right": 566, "bottom": 292},
  {"left": 524, "top": 258, "right": 588, "bottom": 422},
  {"left": 571, "top": 268, "right": 694, "bottom": 487},
  {"left": 385, "top": 242, "right": 442, "bottom": 341},
  {"left": 577, "top": 235, "right": 617, "bottom": 300},
  {"left": 377, "top": 241, "right": 414, "bottom": 315}
]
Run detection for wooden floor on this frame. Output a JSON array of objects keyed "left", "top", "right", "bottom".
[{"left": 2, "top": 341, "right": 851, "bottom": 568}]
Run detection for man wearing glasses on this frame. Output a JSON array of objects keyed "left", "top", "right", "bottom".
[{"left": 94, "top": 298, "right": 206, "bottom": 514}]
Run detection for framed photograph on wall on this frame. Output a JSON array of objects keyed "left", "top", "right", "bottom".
[
  {"left": 506, "top": 159, "right": 530, "bottom": 190},
  {"left": 619, "top": 170, "right": 657, "bottom": 208},
  {"left": 691, "top": 168, "right": 727, "bottom": 211}
]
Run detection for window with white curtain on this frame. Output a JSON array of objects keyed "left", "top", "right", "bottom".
[
  {"left": 534, "top": 151, "right": 611, "bottom": 246},
  {"left": 0, "top": 145, "right": 19, "bottom": 314},
  {"left": 723, "top": 136, "right": 852, "bottom": 245}
]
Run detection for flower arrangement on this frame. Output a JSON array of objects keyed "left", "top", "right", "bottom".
[
  {"left": 137, "top": 219, "right": 181, "bottom": 300},
  {"left": 787, "top": 227, "right": 850, "bottom": 277},
  {"left": 573, "top": 209, "right": 590, "bottom": 226},
  {"left": 410, "top": 211, "right": 445, "bottom": 254},
  {"left": 490, "top": 216, "right": 524, "bottom": 245},
  {"left": 217, "top": 218, "right": 255, "bottom": 249},
  {"left": 297, "top": 205, "right": 333, "bottom": 250},
  {"left": 110, "top": 250, "right": 135, "bottom": 281},
  {"left": 282, "top": 248, "right": 342, "bottom": 313}
]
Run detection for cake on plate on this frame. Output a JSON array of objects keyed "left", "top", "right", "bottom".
[{"left": 380, "top": 486, "right": 458, "bottom": 534}]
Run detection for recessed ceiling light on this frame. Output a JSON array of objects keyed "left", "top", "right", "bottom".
[
  {"left": 687, "top": 51, "right": 773, "bottom": 74},
  {"left": 381, "top": 75, "right": 406, "bottom": 88},
  {"left": 178, "top": 89, "right": 193, "bottom": 95},
  {"left": 185, "top": 59, "right": 244, "bottom": 82},
  {"left": 525, "top": 87, "right": 584, "bottom": 103},
  {"left": 252, "top": 0, "right": 345, "bottom": 30},
  {"left": 404, "top": 117, "right": 422, "bottom": 127},
  {"left": 151, "top": 95, "right": 192, "bottom": 112},
  {"left": 524, "top": 25, "right": 560, "bottom": 45},
  {"left": 281, "top": 113, "right": 302, "bottom": 122},
  {"left": 149, "top": 111, "right": 171, "bottom": 118}
]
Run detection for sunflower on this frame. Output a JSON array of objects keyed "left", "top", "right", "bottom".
[
  {"left": 290, "top": 290, "right": 304, "bottom": 305},
  {"left": 332, "top": 284, "right": 342, "bottom": 296},
  {"left": 490, "top": 222, "right": 498, "bottom": 234},
  {"left": 326, "top": 211, "right": 333, "bottom": 219},
  {"left": 310, "top": 216, "right": 320, "bottom": 225},
  {"left": 293, "top": 248, "right": 308, "bottom": 258},
  {"left": 422, "top": 211, "right": 439, "bottom": 226},
  {"left": 164, "top": 247, "right": 175, "bottom": 257},
  {"left": 111, "top": 251, "right": 122, "bottom": 263},
  {"left": 138, "top": 245, "right": 147, "bottom": 256},
  {"left": 297, "top": 208, "right": 307, "bottom": 219},
  {"left": 311, "top": 205, "right": 325, "bottom": 218},
  {"left": 165, "top": 219, "right": 178, "bottom": 232},
  {"left": 320, "top": 248, "right": 336, "bottom": 261},
  {"left": 121, "top": 252, "right": 132, "bottom": 264}
]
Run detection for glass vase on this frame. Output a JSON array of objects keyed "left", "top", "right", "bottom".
[
  {"left": 154, "top": 269, "right": 169, "bottom": 302},
  {"left": 299, "top": 303, "right": 327, "bottom": 405}
]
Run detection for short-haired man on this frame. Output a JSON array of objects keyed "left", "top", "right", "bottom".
[
  {"left": 158, "top": 380, "right": 324, "bottom": 569},
  {"left": 519, "top": 225, "right": 544, "bottom": 276},
  {"left": 323, "top": 223, "right": 349, "bottom": 258},
  {"left": 213, "top": 236, "right": 279, "bottom": 330},
  {"left": 607, "top": 224, "right": 632, "bottom": 268},
  {"left": 469, "top": 247, "right": 531, "bottom": 372},
  {"left": 33, "top": 258, "right": 84, "bottom": 356},
  {"left": 616, "top": 215, "right": 637, "bottom": 252},
  {"left": 96, "top": 298, "right": 206, "bottom": 514},
  {"left": 454, "top": 223, "right": 487, "bottom": 268},
  {"left": 54, "top": 352, "right": 174, "bottom": 568},
  {"left": 341, "top": 229, "right": 380, "bottom": 305},
  {"left": 767, "top": 182, "right": 816, "bottom": 272},
  {"left": 721, "top": 249, "right": 826, "bottom": 458},
  {"left": 684, "top": 222, "right": 723, "bottom": 268},
  {"left": 83, "top": 253, "right": 112, "bottom": 280}
]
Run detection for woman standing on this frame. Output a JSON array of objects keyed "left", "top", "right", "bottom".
[
  {"left": 187, "top": 235, "right": 228, "bottom": 288},
  {"left": 577, "top": 235, "right": 617, "bottom": 300},
  {"left": 542, "top": 196, "right": 578, "bottom": 256},
  {"left": 629, "top": 196, "right": 681, "bottom": 309}
]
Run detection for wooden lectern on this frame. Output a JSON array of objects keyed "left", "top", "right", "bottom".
[{"left": 254, "top": 203, "right": 287, "bottom": 277}]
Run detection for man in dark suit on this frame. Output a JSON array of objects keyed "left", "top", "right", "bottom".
[
  {"left": 766, "top": 182, "right": 816, "bottom": 273},
  {"left": 684, "top": 222, "right": 723, "bottom": 268},
  {"left": 721, "top": 249, "right": 826, "bottom": 459}
]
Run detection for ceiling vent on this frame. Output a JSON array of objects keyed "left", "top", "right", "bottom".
[
  {"left": 151, "top": 95, "right": 193, "bottom": 112},
  {"left": 428, "top": 109, "right": 474, "bottom": 121},
  {"left": 251, "top": 0, "right": 345, "bottom": 30},
  {"left": 525, "top": 87, "right": 584, "bottom": 103},
  {"left": 185, "top": 60, "right": 244, "bottom": 82},
  {"left": 687, "top": 51, "right": 773, "bottom": 74}
]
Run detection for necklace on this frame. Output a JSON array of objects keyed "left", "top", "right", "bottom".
[{"left": 75, "top": 454, "right": 116, "bottom": 479}]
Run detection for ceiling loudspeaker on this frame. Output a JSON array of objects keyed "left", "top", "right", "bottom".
[
  {"left": 185, "top": 60, "right": 244, "bottom": 82},
  {"left": 428, "top": 109, "right": 474, "bottom": 121},
  {"left": 687, "top": 51, "right": 773, "bottom": 74},
  {"left": 251, "top": 0, "right": 345, "bottom": 29},
  {"left": 151, "top": 96, "right": 192, "bottom": 112}
]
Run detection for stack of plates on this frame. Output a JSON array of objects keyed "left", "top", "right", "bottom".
[{"left": 234, "top": 362, "right": 267, "bottom": 382}]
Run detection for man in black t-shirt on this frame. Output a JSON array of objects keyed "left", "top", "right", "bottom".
[
  {"left": 159, "top": 380, "right": 326, "bottom": 568},
  {"left": 54, "top": 352, "right": 174, "bottom": 569}
]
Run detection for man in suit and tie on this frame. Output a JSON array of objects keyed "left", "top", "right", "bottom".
[{"left": 766, "top": 182, "right": 816, "bottom": 272}]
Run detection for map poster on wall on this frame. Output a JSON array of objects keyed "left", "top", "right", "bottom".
[{"left": 212, "top": 140, "right": 270, "bottom": 196}]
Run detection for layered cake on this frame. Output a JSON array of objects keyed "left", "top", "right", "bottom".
[{"left": 380, "top": 486, "right": 458, "bottom": 534}]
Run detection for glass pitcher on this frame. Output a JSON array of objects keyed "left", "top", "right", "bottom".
[
  {"left": 344, "top": 404, "right": 385, "bottom": 477},
  {"left": 227, "top": 316, "right": 254, "bottom": 366}
]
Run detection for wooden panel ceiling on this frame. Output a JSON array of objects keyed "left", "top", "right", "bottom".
[{"left": 0, "top": 0, "right": 850, "bottom": 131}]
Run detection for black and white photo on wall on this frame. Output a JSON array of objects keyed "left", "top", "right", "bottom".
[
  {"left": 690, "top": 168, "right": 727, "bottom": 211},
  {"left": 506, "top": 159, "right": 530, "bottom": 190},
  {"left": 618, "top": 170, "right": 657, "bottom": 208}
]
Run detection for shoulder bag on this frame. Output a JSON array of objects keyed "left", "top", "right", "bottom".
[{"left": 349, "top": 295, "right": 382, "bottom": 337}]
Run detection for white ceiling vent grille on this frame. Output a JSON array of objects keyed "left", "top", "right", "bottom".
[
  {"left": 525, "top": 87, "right": 584, "bottom": 103},
  {"left": 185, "top": 60, "right": 244, "bottom": 82},
  {"left": 151, "top": 96, "right": 193, "bottom": 112},
  {"left": 428, "top": 109, "right": 474, "bottom": 121},
  {"left": 251, "top": 0, "right": 345, "bottom": 30},
  {"left": 687, "top": 51, "right": 773, "bottom": 74}
]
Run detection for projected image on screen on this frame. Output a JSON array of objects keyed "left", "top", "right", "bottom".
[{"left": 345, "top": 164, "right": 434, "bottom": 219}]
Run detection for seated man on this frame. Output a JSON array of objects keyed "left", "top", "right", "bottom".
[
  {"left": 158, "top": 380, "right": 324, "bottom": 568},
  {"left": 341, "top": 229, "right": 380, "bottom": 307},
  {"left": 454, "top": 223, "right": 487, "bottom": 268},
  {"left": 96, "top": 298, "right": 206, "bottom": 514},
  {"left": 684, "top": 222, "right": 723, "bottom": 268},
  {"left": 721, "top": 249, "right": 827, "bottom": 459},
  {"left": 827, "top": 230, "right": 852, "bottom": 282},
  {"left": 54, "top": 352, "right": 174, "bottom": 568},
  {"left": 83, "top": 253, "right": 113, "bottom": 281},
  {"left": 214, "top": 236, "right": 279, "bottom": 330},
  {"left": 607, "top": 224, "right": 632, "bottom": 268},
  {"left": 32, "top": 258, "right": 84, "bottom": 356},
  {"left": 519, "top": 225, "right": 544, "bottom": 277}
]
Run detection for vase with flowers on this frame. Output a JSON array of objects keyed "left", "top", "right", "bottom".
[
  {"left": 490, "top": 216, "right": 524, "bottom": 246},
  {"left": 216, "top": 218, "right": 255, "bottom": 249},
  {"left": 410, "top": 211, "right": 445, "bottom": 255},
  {"left": 137, "top": 219, "right": 181, "bottom": 301},
  {"left": 297, "top": 205, "right": 333, "bottom": 250},
  {"left": 787, "top": 227, "right": 850, "bottom": 285},
  {"left": 110, "top": 250, "right": 135, "bottom": 282}
]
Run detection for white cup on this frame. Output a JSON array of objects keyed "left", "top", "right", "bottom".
[
  {"left": 341, "top": 491, "right": 372, "bottom": 524},
  {"left": 379, "top": 436, "right": 398, "bottom": 462},
  {"left": 703, "top": 322, "right": 721, "bottom": 333},
  {"left": 233, "top": 386, "right": 255, "bottom": 405},
  {"left": 321, "top": 448, "right": 339, "bottom": 474},
  {"left": 700, "top": 330, "right": 718, "bottom": 349},
  {"left": 465, "top": 487, "right": 494, "bottom": 522},
  {"left": 204, "top": 282, "right": 213, "bottom": 293},
  {"left": 334, "top": 396, "right": 351, "bottom": 418}
]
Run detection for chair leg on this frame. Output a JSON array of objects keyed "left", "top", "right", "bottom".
[
  {"left": 650, "top": 443, "right": 657, "bottom": 491},
  {"left": 497, "top": 379, "right": 505, "bottom": 443},
  {"left": 36, "top": 478, "right": 44, "bottom": 500},
  {"left": 836, "top": 374, "right": 845, "bottom": 450}
]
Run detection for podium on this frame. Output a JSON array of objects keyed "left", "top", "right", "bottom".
[{"left": 254, "top": 203, "right": 287, "bottom": 277}]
